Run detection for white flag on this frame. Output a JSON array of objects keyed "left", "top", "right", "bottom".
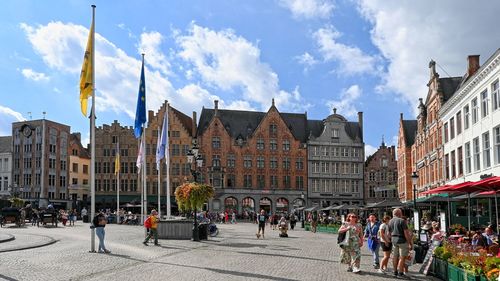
[{"left": 136, "top": 138, "right": 143, "bottom": 172}]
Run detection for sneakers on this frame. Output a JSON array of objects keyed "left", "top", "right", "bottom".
[
  {"left": 142, "top": 241, "right": 148, "bottom": 246},
  {"left": 398, "top": 272, "right": 409, "bottom": 279},
  {"left": 154, "top": 243, "right": 160, "bottom": 246},
  {"left": 377, "top": 268, "right": 385, "bottom": 274},
  {"left": 104, "top": 249, "right": 111, "bottom": 254},
  {"left": 347, "top": 267, "right": 352, "bottom": 272},
  {"left": 352, "top": 267, "right": 361, "bottom": 273}
]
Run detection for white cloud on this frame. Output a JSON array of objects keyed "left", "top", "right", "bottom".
[
  {"left": 364, "top": 144, "right": 378, "bottom": 159},
  {"left": 138, "top": 31, "right": 171, "bottom": 75},
  {"left": 278, "top": 0, "right": 334, "bottom": 19},
  {"left": 295, "top": 52, "right": 318, "bottom": 72},
  {"left": 175, "top": 23, "right": 307, "bottom": 111},
  {"left": 313, "top": 25, "right": 378, "bottom": 75},
  {"left": 20, "top": 68, "right": 49, "bottom": 81},
  {"left": 326, "top": 84, "right": 362, "bottom": 118},
  {"left": 356, "top": 1, "right": 500, "bottom": 111},
  {"left": 21, "top": 21, "right": 177, "bottom": 119},
  {"left": 0, "top": 105, "right": 24, "bottom": 136}
]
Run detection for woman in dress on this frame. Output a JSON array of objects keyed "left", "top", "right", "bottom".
[{"left": 339, "top": 213, "right": 364, "bottom": 273}]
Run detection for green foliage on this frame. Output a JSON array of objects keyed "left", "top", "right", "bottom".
[
  {"left": 9, "top": 197, "right": 24, "bottom": 208},
  {"left": 174, "top": 182, "right": 214, "bottom": 212}
]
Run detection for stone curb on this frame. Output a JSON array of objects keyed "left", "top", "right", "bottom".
[
  {"left": 0, "top": 235, "right": 58, "bottom": 253},
  {"left": 0, "top": 234, "right": 15, "bottom": 243}
]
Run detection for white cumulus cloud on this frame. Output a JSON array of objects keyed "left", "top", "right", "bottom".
[
  {"left": 20, "top": 68, "right": 49, "bottom": 81},
  {"left": 313, "top": 25, "right": 378, "bottom": 75},
  {"left": 175, "top": 23, "right": 307, "bottom": 111},
  {"left": 326, "top": 84, "right": 362, "bottom": 119},
  {"left": 138, "top": 31, "right": 171, "bottom": 75},
  {"left": 278, "top": 0, "right": 334, "bottom": 19},
  {"left": 356, "top": 0, "right": 500, "bottom": 111},
  {"left": 364, "top": 144, "right": 378, "bottom": 159},
  {"left": 0, "top": 105, "right": 24, "bottom": 136}
]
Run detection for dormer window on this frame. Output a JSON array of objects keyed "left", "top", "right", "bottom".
[{"left": 332, "top": 129, "right": 339, "bottom": 138}]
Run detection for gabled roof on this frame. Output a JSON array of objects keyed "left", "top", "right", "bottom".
[
  {"left": 438, "top": 77, "right": 463, "bottom": 102},
  {"left": 0, "top": 136, "right": 12, "bottom": 153},
  {"left": 307, "top": 120, "right": 324, "bottom": 138},
  {"left": 401, "top": 120, "right": 417, "bottom": 146},
  {"left": 171, "top": 106, "right": 193, "bottom": 136},
  {"left": 197, "top": 108, "right": 317, "bottom": 143},
  {"left": 346, "top": 122, "right": 363, "bottom": 141},
  {"left": 69, "top": 133, "right": 90, "bottom": 159}
]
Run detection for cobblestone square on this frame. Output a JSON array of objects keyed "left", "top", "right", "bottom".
[{"left": 0, "top": 222, "right": 435, "bottom": 281}]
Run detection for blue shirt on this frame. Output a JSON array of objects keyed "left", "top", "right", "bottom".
[{"left": 365, "top": 221, "right": 381, "bottom": 240}]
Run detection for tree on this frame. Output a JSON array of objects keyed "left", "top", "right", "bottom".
[{"left": 175, "top": 182, "right": 214, "bottom": 212}]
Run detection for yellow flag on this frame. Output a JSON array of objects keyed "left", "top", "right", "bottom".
[
  {"left": 79, "top": 20, "right": 94, "bottom": 117},
  {"left": 114, "top": 145, "right": 120, "bottom": 175}
]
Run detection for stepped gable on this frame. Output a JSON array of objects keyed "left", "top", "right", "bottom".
[{"left": 171, "top": 106, "right": 193, "bottom": 136}]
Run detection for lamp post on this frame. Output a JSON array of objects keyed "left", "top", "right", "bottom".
[
  {"left": 301, "top": 192, "right": 305, "bottom": 228},
  {"left": 187, "top": 142, "right": 203, "bottom": 241},
  {"left": 411, "top": 171, "right": 420, "bottom": 240}
]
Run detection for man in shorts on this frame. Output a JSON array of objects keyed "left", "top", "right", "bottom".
[
  {"left": 388, "top": 208, "right": 413, "bottom": 278},
  {"left": 256, "top": 209, "right": 268, "bottom": 239}
]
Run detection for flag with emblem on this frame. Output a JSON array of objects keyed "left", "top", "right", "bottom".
[
  {"left": 114, "top": 142, "right": 120, "bottom": 175},
  {"left": 134, "top": 55, "right": 146, "bottom": 138},
  {"left": 79, "top": 15, "right": 94, "bottom": 117}
]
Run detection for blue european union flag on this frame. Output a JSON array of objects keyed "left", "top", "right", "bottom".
[{"left": 134, "top": 57, "right": 146, "bottom": 138}]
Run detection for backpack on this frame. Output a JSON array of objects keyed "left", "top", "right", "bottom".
[
  {"left": 144, "top": 216, "right": 152, "bottom": 228},
  {"left": 337, "top": 231, "right": 346, "bottom": 244}
]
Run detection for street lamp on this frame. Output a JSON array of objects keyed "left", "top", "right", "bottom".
[
  {"left": 301, "top": 192, "right": 305, "bottom": 228},
  {"left": 187, "top": 141, "right": 204, "bottom": 241},
  {"left": 411, "top": 171, "right": 420, "bottom": 239}
]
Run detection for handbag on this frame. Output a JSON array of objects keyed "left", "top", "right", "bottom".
[
  {"left": 339, "top": 228, "right": 351, "bottom": 246},
  {"left": 405, "top": 250, "right": 416, "bottom": 267}
]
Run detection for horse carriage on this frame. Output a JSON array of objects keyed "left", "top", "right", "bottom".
[
  {"left": 0, "top": 207, "right": 23, "bottom": 227},
  {"left": 38, "top": 208, "right": 59, "bottom": 227}
]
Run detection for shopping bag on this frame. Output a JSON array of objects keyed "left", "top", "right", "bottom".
[{"left": 405, "top": 250, "right": 416, "bottom": 267}]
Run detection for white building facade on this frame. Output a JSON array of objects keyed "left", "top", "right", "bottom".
[
  {"left": 0, "top": 136, "right": 12, "bottom": 197},
  {"left": 440, "top": 49, "right": 500, "bottom": 185}
]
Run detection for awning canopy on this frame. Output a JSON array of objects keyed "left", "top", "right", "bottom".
[{"left": 304, "top": 206, "right": 319, "bottom": 212}]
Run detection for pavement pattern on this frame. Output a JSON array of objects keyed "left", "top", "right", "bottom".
[{"left": 0, "top": 221, "right": 436, "bottom": 281}]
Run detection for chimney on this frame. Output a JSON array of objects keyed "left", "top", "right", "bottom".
[
  {"left": 192, "top": 111, "right": 197, "bottom": 137},
  {"left": 214, "top": 100, "right": 219, "bottom": 116},
  {"left": 358, "top": 112, "right": 363, "bottom": 140},
  {"left": 467, "top": 55, "right": 480, "bottom": 77},
  {"left": 148, "top": 110, "right": 154, "bottom": 124},
  {"left": 400, "top": 113, "right": 404, "bottom": 120}
]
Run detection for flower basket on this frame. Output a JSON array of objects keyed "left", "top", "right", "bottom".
[
  {"left": 432, "top": 257, "right": 448, "bottom": 280},
  {"left": 305, "top": 223, "right": 310, "bottom": 231},
  {"left": 448, "top": 263, "right": 466, "bottom": 281}
]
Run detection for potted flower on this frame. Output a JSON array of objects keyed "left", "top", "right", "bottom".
[{"left": 450, "top": 223, "right": 466, "bottom": 235}]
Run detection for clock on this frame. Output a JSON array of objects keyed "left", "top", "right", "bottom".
[{"left": 22, "top": 125, "right": 32, "bottom": 138}]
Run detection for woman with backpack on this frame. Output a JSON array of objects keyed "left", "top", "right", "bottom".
[
  {"left": 339, "top": 213, "right": 364, "bottom": 273},
  {"left": 143, "top": 210, "right": 159, "bottom": 246},
  {"left": 92, "top": 212, "right": 111, "bottom": 253}
]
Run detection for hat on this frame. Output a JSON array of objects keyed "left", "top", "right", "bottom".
[{"left": 422, "top": 222, "right": 432, "bottom": 231}]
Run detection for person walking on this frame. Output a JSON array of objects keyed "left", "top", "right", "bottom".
[
  {"left": 388, "top": 208, "right": 413, "bottom": 278},
  {"left": 143, "top": 210, "right": 159, "bottom": 246},
  {"left": 231, "top": 212, "right": 237, "bottom": 224},
  {"left": 92, "top": 212, "right": 111, "bottom": 253},
  {"left": 290, "top": 213, "right": 297, "bottom": 230},
  {"left": 256, "top": 209, "right": 268, "bottom": 239},
  {"left": 311, "top": 211, "right": 318, "bottom": 233},
  {"left": 378, "top": 215, "right": 392, "bottom": 274},
  {"left": 364, "top": 213, "right": 381, "bottom": 269},
  {"left": 339, "top": 213, "right": 364, "bottom": 273}
]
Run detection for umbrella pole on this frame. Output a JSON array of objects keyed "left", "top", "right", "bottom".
[
  {"left": 447, "top": 196, "right": 451, "bottom": 234},
  {"left": 495, "top": 193, "right": 499, "bottom": 235},
  {"left": 467, "top": 193, "right": 471, "bottom": 231}
]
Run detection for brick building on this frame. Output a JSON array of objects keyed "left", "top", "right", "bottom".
[
  {"left": 68, "top": 133, "right": 90, "bottom": 210},
  {"left": 364, "top": 140, "right": 398, "bottom": 205},
  {"left": 11, "top": 119, "right": 71, "bottom": 208},
  {"left": 94, "top": 102, "right": 194, "bottom": 210},
  {"left": 397, "top": 114, "right": 417, "bottom": 202},
  {"left": 307, "top": 109, "right": 364, "bottom": 208},
  {"left": 412, "top": 61, "right": 462, "bottom": 195},
  {"left": 196, "top": 100, "right": 308, "bottom": 215}
]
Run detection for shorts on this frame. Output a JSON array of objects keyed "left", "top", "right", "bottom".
[
  {"left": 392, "top": 243, "right": 410, "bottom": 260},
  {"left": 381, "top": 242, "right": 393, "bottom": 252}
]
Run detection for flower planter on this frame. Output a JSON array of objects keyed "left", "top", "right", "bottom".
[
  {"left": 479, "top": 275, "right": 488, "bottom": 281},
  {"left": 432, "top": 257, "right": 448, "bottom": 280},
  {"left": 448, "top": 264, "right": 466, "bottom": 281},
  {"left": 305, "top": 224, "right": 311, "bottom": 231}
]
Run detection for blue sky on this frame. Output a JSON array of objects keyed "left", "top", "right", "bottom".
[{"left": 1, "top": 0, "right": 499, "bottom": 157}]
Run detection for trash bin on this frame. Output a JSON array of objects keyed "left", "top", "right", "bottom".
[
  {"left": 83, "top": 215, "right": 89, "bottom": 223},
  {"left": 414, "top": 243, "right": 428, "bottom": 264},
  {"left": 198, "top": 223, "right": 208, "bottom": 240}
]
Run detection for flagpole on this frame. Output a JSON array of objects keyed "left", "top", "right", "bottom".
[
  {"left": 116, "top": 141, "right": 120, "bottom": 223},
  {"left": 157, "top": 125, "right": 161, "bottom": 219},
  {"left": 166, "top": 104, "right": 171, "bottom": 218},
  {"left": 89, "top": 4, "right": 96, "bottom": 253},
  {"left": 142, "top": 125, "right": 147, "bottom": 236}
]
